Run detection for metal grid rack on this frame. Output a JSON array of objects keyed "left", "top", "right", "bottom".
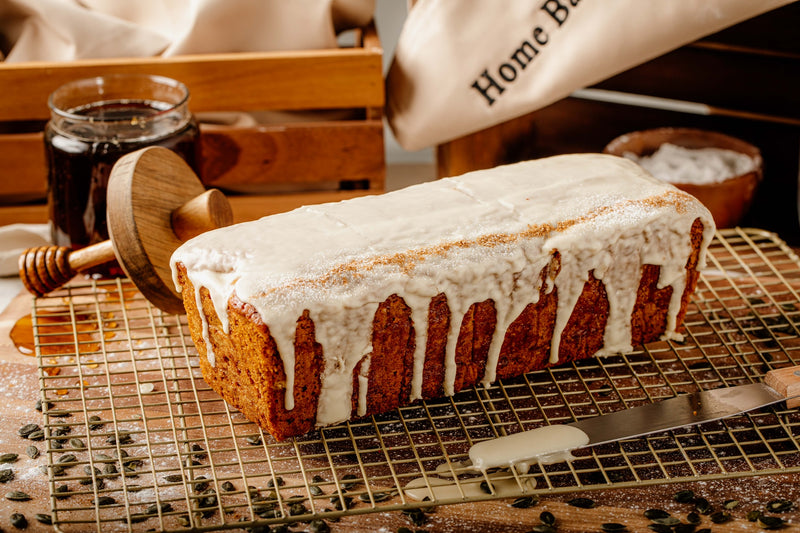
[{"left": 31, "top": 228, "right": 800, "bottom": 532}]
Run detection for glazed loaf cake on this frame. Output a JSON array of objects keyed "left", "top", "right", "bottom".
[{"left": 171, "top": 154, "right": 715, "bottom": 440}]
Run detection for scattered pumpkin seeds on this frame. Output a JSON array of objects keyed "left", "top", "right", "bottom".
[
  {"left": 54, "top": 484, "right": 70, "bottom": 499},
  {"left": 686, "top": 511, "right": 701, "bottom": 524},
  {"left": 0, "top": 469, "right": 14, "bottom": 483},
  {"left": 35, "top": 513, "right": 52, "bottom": 525},
  {"left": 164, "top": 474, "right": 183, "bottom": 483},
  {"left": 25, "top": 445, "right": 39, "bottom": 459},
  {"left": 69, "top": 437, "right": 86, "bottom": 449},
  {"left": 341, "top": 474, "right": 359, "bottom": 490},
  {"left": 6, "top": 490, "right": 32, "bottom": 501},
  {"left": 27, "top": 429, "right": 45, "bottom": 441},
  {"left": 767, "top": 499, "right": 793, "bottom": 513},
  {"left": 310, "top": 484, "right": 325, "bottom": 496},
  {"left": 402, "top": 508, "right": 427, "bottom": 526},
  {"left": 10, "top": 512, "right": 27, "bottom": 528},
  {"left": 221, "top": 481, "right": 236, "bottom": 492},
  {"left": 601, "top": 523, "right": 627, "bottom": 532},
  {"left": 529, "top": 526, "right": 556, "bottom": 533},
  {"left": 673, "top": 489, "right": 695, "bottom": 503},
  {"left": 103, "top": 463, "right": 118, "bottom": 476},
  {"left": 567, "top": 497, "right": 595, "bottom": 509},
  {"left": 747, "top": 510, "right": 763, "bottom": 522},
  {"left": 57, "top": 453, "right": 77, "bottom": 465},
  {"left": 644, "top": 509, "right": 670, "bottom": 520},
  {"left": 540, "top": 510, "right": 556, "bottom": 526},
  {"left": 97, "top": 496, "right": 116, "bottom": 506},
  {"left": 308, "top": 519, "right": 330, "bottom": 533},
  {"left": 511, "top": 495, "right": 539, "bottom": 508},
  {"left": 758, "top": 515, "right": 785, "bottom": 529},
  {"left": 0, "top": 453, "right": 18, "bottom": 464},
  {"left": 88, "top": 415, "right": 104, "bottom": 430},
  {"left": 245, "top": 434, "right": 262, "bottom": 446},
  {"left": 723, "top": 499, "right": 739, "bottom": 510},
  {"left": 18, "top": 423, "right": 40, "bottom": 438}
]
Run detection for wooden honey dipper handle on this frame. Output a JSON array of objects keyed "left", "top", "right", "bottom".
[{"left": 18, "top": 188, "right": 231, "bottom": 297}]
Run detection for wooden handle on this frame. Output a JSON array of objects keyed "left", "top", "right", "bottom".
[
  {"left": 19, "top": 188, "right": 231, "bottom": 298},
  {"left": 764, "top": 365, "right": 800, "bottom": 409}
]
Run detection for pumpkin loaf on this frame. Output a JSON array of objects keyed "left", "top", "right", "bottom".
[{"left": 171, "top": 154, "right": 715, "bottom": 440}]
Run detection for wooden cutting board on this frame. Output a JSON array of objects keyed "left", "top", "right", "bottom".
[{"left": 0, "top": 290, "right": 797, "bottom": 532}]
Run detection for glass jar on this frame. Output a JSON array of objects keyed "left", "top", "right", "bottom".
[{"left": 45, "top": 73, "right": 200, "bottom": 276}]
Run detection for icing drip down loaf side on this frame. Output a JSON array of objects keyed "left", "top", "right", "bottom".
[{"left": 171, "top": 154, "right": 715, "bottom": 440}]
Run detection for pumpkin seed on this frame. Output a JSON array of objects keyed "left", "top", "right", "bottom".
[
  {"left": 97, "top": 496, "right": 116, "bottom": 506},
  {"left": 312, "top": 474, "right": 325, "bottom": 483},
  {"left": 69, "top": 438, "right": 86, "bottom": 449},
  {"left": 0, "top": 453, "right": 18, "bottom": 464},
  {"left": 10, "top": 512, "right": 27, "bottom": 528},
  {"left": 644, "top": 509, "right": 670, "bottom": 520},
  {"left": 27, "top": 429, "right": 45, "bottom": 441},
  {"left": 694, "top": 497, "right": 712, "bottom": 514},
  {"left": 723, "top": 499, "right": 739, "bottom": 510},
  {"left": 567, "top": 497, "right": 595, "bottom": 509},
  {"left": 88, "top": 415, "right": 104, "bottom": 430},
  {"left": 57, "top": 453, "right": 77, "bottom": 465},
  {"left": 6, "top": 490, "right": 32, "bottom": 501},
  {"left": 289, "top": 502, "right": 307, "bottom": 516},
  {"left": 267, "top": 476, "right": 284, "bottom": 489},
  {"left": 652, "top": 517, "right": 680, "bottom": 527},
  {"left": 758, "top": 515, "right": 785, "bottom": 529},
  {"left": 647, "top": 525, "right": 672, "bottom": 533},
  {"left": 245, "top": 435, "right": 262, "bottom": 446},
  {"left": 511, "top": 495, "right": 539, "bottom": 508},
  {"left": 403, "top": 508, "right": 427, "bottom": 526},
  {"left": 176, "top": 515, "right": 191, "bottom": 527},
  {"left": 0, "top": 469, "right": 14, "bottom": 483},
  {"left": 601, "top": 524, "right": 627, "bottom": 532},
  {"left": 221, "top": 481, "right": 236, "bottom": 492},
  {"left": 35, "top": 513, "right": 52, "bottom": 525},
  {"left": 54, "top": 484, "right": 70, "bottom": 499},
  {"left": 686, "top": 511, "right": 701, "bottom": 524},
  {"left": 529, "top": 526, "right": 556, "bottom": 533},
  {"left": 310, "top": 484, "right": 324, "bottom": 496},
  {"left": 308, "top": 519, "right": 330, "bottom": 533},
  {"left": 103, "top": 463, "right": 118, "bottom": 475},
  {"left": 766, "top": 499, "right": 793, "bottom": 512},
  {"left": 341, "top": 474, "right": 359, "bottom": 490},
  {"left": 747, "top": 510, "right": 762, "bottom": 521},
  {"left": 18, "top": 423, "right": 40, "bottom": 438},
  {"left": 540, "top": 511, "right": 556, "bottom": 526},
  {"left": 709, "top": 511, "right": 731, "bottom": 524},
  {"left": 48, "top": 409, "right": 72, "bottom": 418},
  {"left": 25, "top": 445, "right": 39, "bottom": 459},
  {"left": 332, "top": 495, "right": 353, "bottom": 511},
  {"left": 673, "top": 489, "right": 695, "bottom": 503},
  {"left": 164, "top": 474, "right": 183, "bottom": 483},
  {"left": 479, "top": 480, "right": 492, "bottom": 494}
]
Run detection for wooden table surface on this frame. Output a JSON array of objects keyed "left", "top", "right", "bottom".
[{"left": 1, "top": 288, "right": 799, "bottom": 533}]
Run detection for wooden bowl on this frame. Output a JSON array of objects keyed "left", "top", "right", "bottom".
[{"left": 604, "top": 128, "right": 763, "bottom": 228}]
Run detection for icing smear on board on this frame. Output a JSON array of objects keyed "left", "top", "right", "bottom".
[{"left": 170, "top": 154, "right": 715, "bottom": 428}]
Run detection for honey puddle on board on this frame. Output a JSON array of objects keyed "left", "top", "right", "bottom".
[{"left": 10, "top": 310, "right": 115, "bottom": 357}]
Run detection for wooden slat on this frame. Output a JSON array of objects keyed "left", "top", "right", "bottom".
[
  {"left": 0, "top": 189, "right": 380, "bottom": 229},
  {"left": 0, "top": 120, "right": 385, "bottom": 203},
  {"left": 0, "top": 23, "right": 383, "bottom": 122},
  {"left": 201, "top": 119, "right": 385, "bottom": 190},
  {"left": 0, "top": 131, "right": 46, "bottom": 201}
]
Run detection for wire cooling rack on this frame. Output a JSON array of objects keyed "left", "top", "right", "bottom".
[{"left": 31, "top": 228, "right": 800, "bottom": 532}]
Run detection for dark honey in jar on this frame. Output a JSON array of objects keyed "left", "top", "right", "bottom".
[{"left": 45, "top": 74, "right": 200, "bottom": 276}]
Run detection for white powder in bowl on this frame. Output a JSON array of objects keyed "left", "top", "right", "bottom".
[{"left": 624, "top": 143, "right": 757, "bottom": 185}]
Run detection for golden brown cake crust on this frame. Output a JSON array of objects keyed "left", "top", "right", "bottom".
[{"left": 176, "top": 218, "right": 706, "bottom": 441}]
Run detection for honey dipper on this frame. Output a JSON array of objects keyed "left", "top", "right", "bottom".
[{"left": 18, "top": 146, "right": 233, "bottom": 314}]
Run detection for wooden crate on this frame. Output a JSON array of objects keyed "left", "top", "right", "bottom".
[
  {"left": 0, "top": 22, "right": 385, "bottom": 226},
  {"left": 437, "top": 4, "right": 800, "bottom": 243}
]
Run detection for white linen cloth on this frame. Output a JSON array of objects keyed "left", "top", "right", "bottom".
[{"left": 0, "top": 0, "right": 375, "bottom": 62}]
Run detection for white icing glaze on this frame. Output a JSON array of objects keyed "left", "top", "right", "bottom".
[
  {"left": 468, "top": 425, "right": 590, "bottom": 472},
  {"left": 170, "top": 154, "right": 715, "bottom": 427}
]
